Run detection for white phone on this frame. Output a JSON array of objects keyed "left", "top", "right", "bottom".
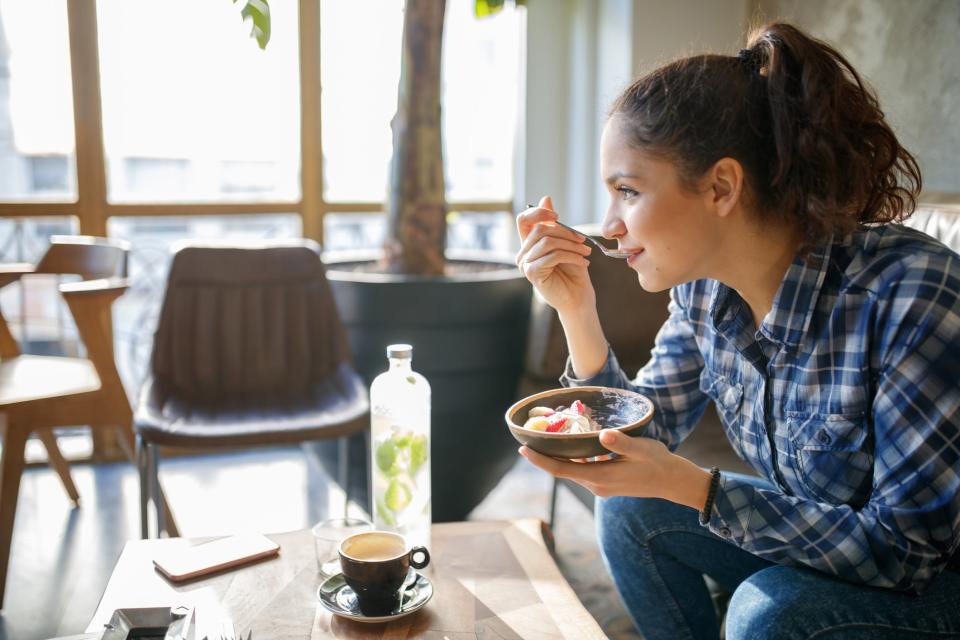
[{"left": 153, "top": 533, "right": 280, "bottom": 583}]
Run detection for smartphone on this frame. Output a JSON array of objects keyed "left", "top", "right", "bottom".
[{"left": 152, "top": 533, "right": 280, "bottom": 583}]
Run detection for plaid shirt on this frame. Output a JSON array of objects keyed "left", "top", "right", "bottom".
[{"left": 562, "top": 224, "right": 960, "bottom": 592}]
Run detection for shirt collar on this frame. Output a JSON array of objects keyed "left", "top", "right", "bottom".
[
  {"left": 759, "top": 236, "right": 833, "bottom": 349},
  {"left": 708, "top": 236, "right": 833, "bottom": 350}
]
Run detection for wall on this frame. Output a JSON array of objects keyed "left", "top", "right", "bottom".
[{"left": 755, "top": 0, "right": 960, "bottom": 196}]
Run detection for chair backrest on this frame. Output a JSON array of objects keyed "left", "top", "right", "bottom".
[
  {"left": 150, "top": 241, "right": 351, "bottom": 399},
  {"left": 903, "top": 203, "right": 960, "bottom": 254},
  {"left": 34, "top": 235, "right": 129, "bottom": 279}
]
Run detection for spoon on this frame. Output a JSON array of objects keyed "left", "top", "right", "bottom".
[{"left": 526, "top": 204, "right": 633, "bottom": 259}]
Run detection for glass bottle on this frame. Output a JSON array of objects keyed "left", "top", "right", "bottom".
[{"left": 370, "top": 344, "right": 431, "bottom": 551}]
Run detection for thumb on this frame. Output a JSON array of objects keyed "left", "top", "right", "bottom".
[
  {"left": 538, "top": 195, "right": 554, "bottom": 213},
  {"left": 598, "top": 429, "right": 636, "bottom": 455}
]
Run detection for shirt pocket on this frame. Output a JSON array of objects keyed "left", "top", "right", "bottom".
[
  {"left": 788, "top": 412, "right": 873, "bottom": 506},
  {"left": 699, "top": 369, "right": 746, "bottom": 456}
]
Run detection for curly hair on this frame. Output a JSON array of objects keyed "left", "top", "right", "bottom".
[{"left": 609, "top": 22, "right": 922, "bottom": 249}]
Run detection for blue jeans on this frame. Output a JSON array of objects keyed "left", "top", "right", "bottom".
[{"left": 596, "top": 473, "right": 960, "bottom": 640}]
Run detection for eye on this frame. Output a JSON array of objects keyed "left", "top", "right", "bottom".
[{"left": 616, "top": 185, "right": 639, "bottom": 199}]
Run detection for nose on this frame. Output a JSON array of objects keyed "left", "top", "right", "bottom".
[{"left": 600, "top": 202, "right": 627, "bottom": 241}]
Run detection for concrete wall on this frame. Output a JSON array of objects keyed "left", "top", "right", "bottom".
[{"left": 755, "top": 0, "right": 960, "bottom": 196}]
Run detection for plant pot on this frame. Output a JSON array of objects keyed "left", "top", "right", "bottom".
[{"left": 311, "top": 251, "right": 532, "bottom": 522}]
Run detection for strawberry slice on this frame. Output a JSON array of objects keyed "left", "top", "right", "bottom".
[
  {"left": 546, "top": 414, "right": 569, "bottom": 433},
  {"left": 570, "top": 400, "right": 586, "bottom": 415}
]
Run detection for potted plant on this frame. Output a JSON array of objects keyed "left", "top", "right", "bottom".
[{"left": 240, "top": 0, "right": 531, "bottom": 521}]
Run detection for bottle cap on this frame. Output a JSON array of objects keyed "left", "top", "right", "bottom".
[{"left": 386, "top": 344, "right": 413, "bottom": 359}]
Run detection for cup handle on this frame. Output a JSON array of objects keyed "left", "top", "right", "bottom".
[{"left": 409, "top": 545, "right": 430, "bottom": 570}]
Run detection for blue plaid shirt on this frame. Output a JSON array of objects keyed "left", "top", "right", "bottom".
[{"left": 563, "top": 224, "right": 960, "bottom": 592}]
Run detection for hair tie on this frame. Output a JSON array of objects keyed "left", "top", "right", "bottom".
[{"left": 737, "top": 47, "right": 761, "bottom": 72}]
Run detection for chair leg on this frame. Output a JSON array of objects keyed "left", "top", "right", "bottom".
[
  {"left": 136, "top": 434, "right": 150, "bottom": 539},
  {"left": 0, "top": 417, "right": 29, "bottom": 610},
  {"left": 548, "top": 477, "right": 560, "bottom": 531},
  {"left": 120, "top": 425, "right": 179, "bottom": 538},
  {"left": 36, "top": 429, "right": 80, "bottom": 506},
  {"left": 338, "top": 437, "right": 349, "bottom": 517},
  {"left": 148, "top": 444, "right": 168, "bottom": 538}
]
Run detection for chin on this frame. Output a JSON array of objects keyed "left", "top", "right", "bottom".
[{"left": 635, "top": 272, "right": 673, "bottom": 293}]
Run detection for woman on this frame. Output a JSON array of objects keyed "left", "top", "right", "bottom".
[{"left": 515, "top": 22, "right": 960, "bottom": 640}]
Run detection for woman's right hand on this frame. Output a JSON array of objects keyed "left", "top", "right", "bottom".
[{"left": 516, "top": 196, "right": 595, "bottom": 314}]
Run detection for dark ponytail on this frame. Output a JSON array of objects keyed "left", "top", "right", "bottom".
[{"left": 610, "top": 22, "right": 922, "bottom": 248}]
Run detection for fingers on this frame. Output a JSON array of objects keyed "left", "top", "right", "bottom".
[
  {"left": 598, "top": 429, "right": 634, "bottom": 455},
  {"left": 515, "top": 218, "right": 590, "bottom": 270},
  {"left": 520, "top": 250, "right": 590, "bottom": 284},
  {"left": 518, "top": 446, "right": 615, "bottom": 480},
  {"left": 517, "top": 233, "right": 591, "bottom": 267},
  {"left": 516, "top": 195, "right": 559, "bottom": 241}
]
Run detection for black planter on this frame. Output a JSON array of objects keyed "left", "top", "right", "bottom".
[{"left": 312, "top": 252, "right": 532, "bottom": 522}]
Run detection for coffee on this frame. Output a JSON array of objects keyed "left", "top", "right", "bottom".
[
  {"left": 341, "top": 533, "right": 406, "bottom": 562},
  {"left": 338, "top": 530, "right": 430, "bottom": 616}
]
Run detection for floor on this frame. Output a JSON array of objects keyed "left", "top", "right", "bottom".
[{"left": 1, "top": 417, "right": 748, "bottom": 640}]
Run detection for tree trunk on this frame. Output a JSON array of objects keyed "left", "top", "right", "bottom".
[{"left": 385, "top": 0, "right": 447, "bottom": 276}]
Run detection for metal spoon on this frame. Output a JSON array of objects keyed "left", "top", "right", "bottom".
[{"left": 526, "top": 204, "right": 633, "bottom": 259}]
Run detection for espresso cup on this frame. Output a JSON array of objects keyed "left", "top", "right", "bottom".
[{"left": 338, "top": 531, "right": 430, "bottom": 616}]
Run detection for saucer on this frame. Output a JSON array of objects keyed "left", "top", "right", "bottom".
[{"left": 317, "top": 569, "right": 433, "bottom": 623}]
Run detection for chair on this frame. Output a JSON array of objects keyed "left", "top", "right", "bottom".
[
  {"left": 135, "top": 240, "right": 369, "bottom": 538},
  {"left": 0, "top": 235, "right": 177, "bottom": 610}
]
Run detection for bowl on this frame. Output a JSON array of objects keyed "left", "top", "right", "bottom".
[{"left": 504, "top": 386, "right": 654, "bottom": 459}]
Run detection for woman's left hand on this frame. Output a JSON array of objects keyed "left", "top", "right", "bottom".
[{"left": 519, "top": 429, "right": 712, "bottom": 509}]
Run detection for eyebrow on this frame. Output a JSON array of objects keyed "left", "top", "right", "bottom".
[{"left": 604, "top": 171, "right": 643, "bottom": 185}]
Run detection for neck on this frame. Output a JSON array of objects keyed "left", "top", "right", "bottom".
[{"left": 712, "top": 217, "right": 801, "bottom": 330}]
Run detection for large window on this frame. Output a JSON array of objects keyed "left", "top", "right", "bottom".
[
  {"left": 0, "top": 0, "right": 524, "bottom": 460},
  {"left": 97, "top": 0, "right": 301, "bottom": 203},
  {"left": 0, "top": 0, "right": 76, "bottom": 201}
]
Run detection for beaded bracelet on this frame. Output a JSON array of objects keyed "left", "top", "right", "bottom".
[{"left": 699, "top": 466, "right": 721, "bottom": 526}]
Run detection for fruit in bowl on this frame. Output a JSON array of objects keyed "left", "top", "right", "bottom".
[{"left": 505, "top": 386, "right": 654, "bottom": 459}]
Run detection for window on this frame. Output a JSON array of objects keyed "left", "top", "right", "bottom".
[
  {"left": 319, "top": 0, "right": 521, "bottom": 208},
  {"left": 96, "top": 0, "right": 301, "bottom": 203},
  {"left": 0, "top": 0, "right": 76, "bottom": 201}
]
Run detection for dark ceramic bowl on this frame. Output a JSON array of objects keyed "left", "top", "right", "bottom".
[{"left": 505, "top": 386, "right": 655, "bottom": 459}]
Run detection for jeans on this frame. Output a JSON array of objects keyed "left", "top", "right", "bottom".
[{"left": 596, "top": 473, "right": 960, "bottom": 640}]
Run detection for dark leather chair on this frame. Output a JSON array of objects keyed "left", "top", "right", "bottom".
[{"left": 135, "top": 241, "right": 369, "bottom": 538}]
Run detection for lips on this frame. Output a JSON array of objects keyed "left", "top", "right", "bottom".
[{"left": 625, "top": 248, "right": 644, "bottom": 265}]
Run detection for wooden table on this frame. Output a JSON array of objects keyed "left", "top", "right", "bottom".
[{"left": 83, "top": 519, "right": 606, "bottom": 639}]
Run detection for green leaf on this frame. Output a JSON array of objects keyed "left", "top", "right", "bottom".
[
  {"left": 474, "top": 0, "right": 505, "bottom": 18},
  {"left": 234, "top": 0, "right": 271, "bottom": 49},
  {"left": 475, "top": 0, "right": 524, "bottom": 18},
  {"left": 376, "top": 499, "right": 396, "bottom": 526}
]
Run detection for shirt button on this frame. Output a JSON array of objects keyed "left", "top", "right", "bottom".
[
  {"left": 720, "top": 527, "right": 732, "bottom": 538},
  {"left": 816, "top": 431, "right": 832, "bottom": 445}
]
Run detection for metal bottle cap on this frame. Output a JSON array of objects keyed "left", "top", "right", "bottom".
[{"left": 386, "top": 344, "right": 413, "bottom": 359}]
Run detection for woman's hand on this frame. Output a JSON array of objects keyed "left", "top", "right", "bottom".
[
  {"left": 516, "top": 196, "right": 595, "bottom": 315},
  {"left": 519, "top": 429, "right": 713, "bottom": 510}
]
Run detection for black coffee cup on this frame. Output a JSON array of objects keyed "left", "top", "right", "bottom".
[{"left": 338, "top": 531, "right": 430, "bottom": 616}]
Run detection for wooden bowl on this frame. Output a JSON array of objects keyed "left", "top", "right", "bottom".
[{"left": 504, "top": 386, "right": 654, "bottom": 459}]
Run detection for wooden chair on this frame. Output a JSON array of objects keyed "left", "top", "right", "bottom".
[{"left": 0, "top": 236, "right": 178, "bottom": 610}]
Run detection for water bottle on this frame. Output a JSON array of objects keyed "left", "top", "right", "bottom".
[{"left": 370, "top": 344, "right": 431, "bottom": 551}]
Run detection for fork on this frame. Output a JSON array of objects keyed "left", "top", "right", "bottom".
[{"left": 525, "top": 204, "right": 633, "bottom": 259}]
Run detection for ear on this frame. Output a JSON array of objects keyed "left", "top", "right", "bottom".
[{"left": 703, "top": 157, "right": 744, "bottom": 218}]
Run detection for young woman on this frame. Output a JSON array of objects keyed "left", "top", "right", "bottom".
[{"left": 515, "top": 22, "right": 960, "bottom": 640}]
